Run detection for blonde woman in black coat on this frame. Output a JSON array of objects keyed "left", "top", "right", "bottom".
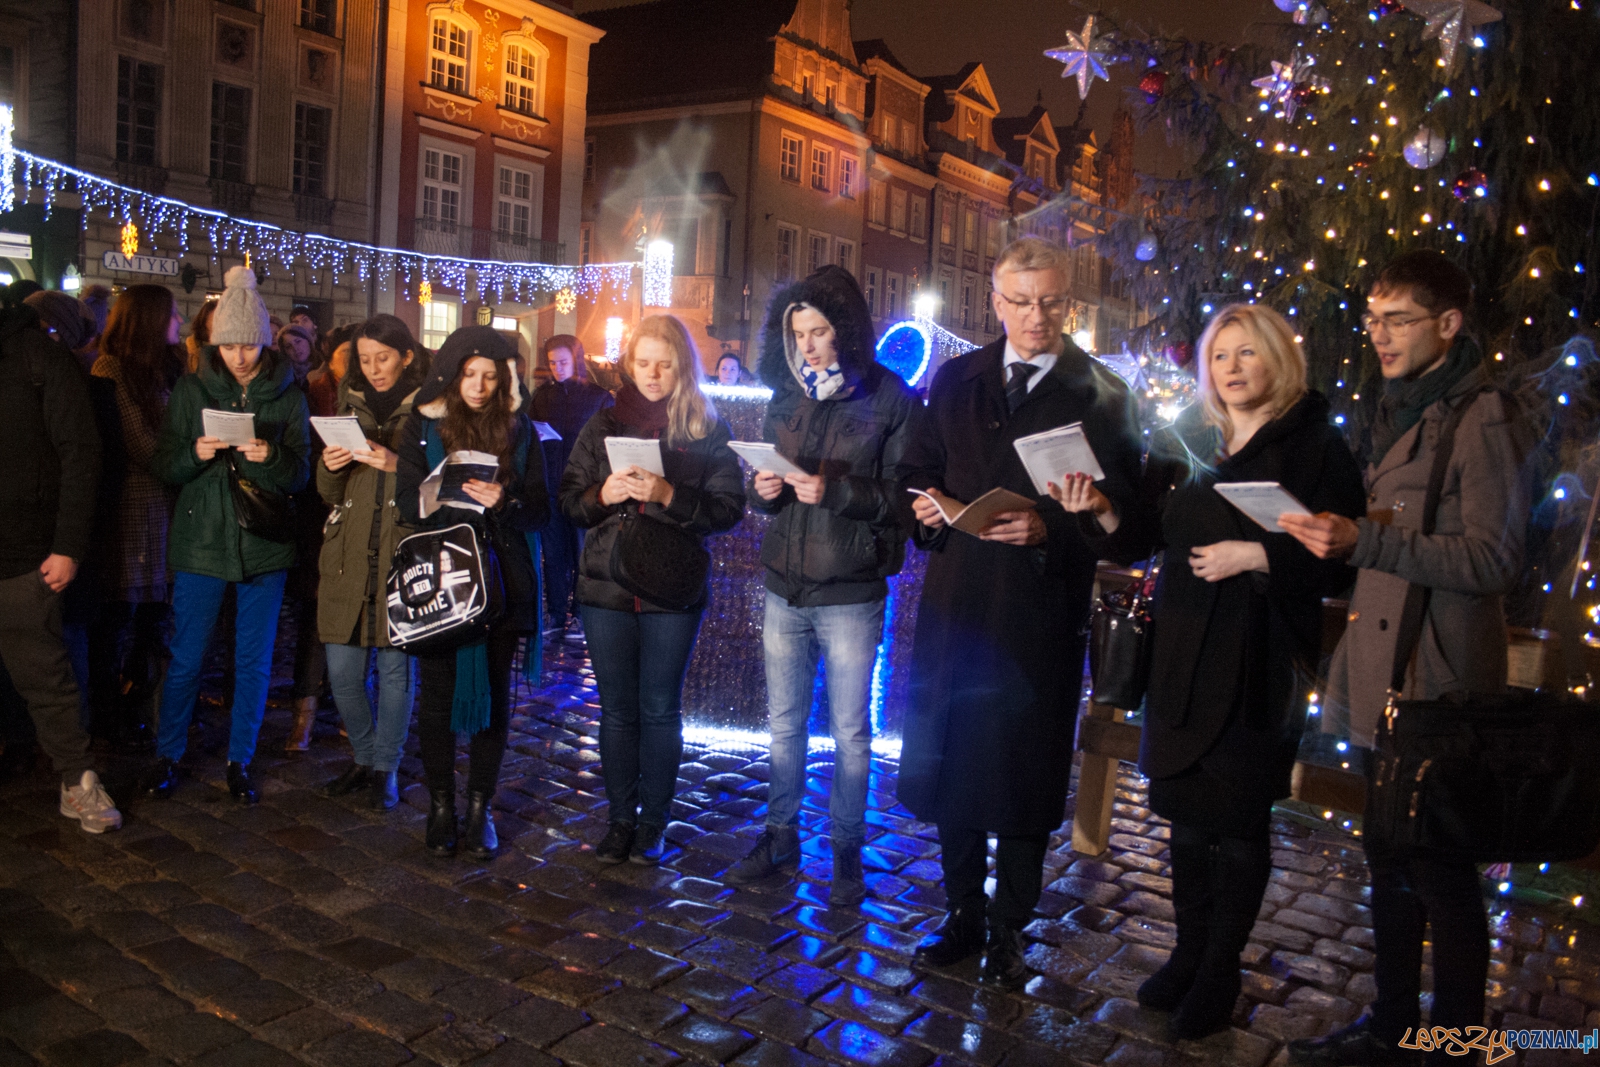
[{"left": 1055, "top": 304, "right": 1365, "bottom": 1040}]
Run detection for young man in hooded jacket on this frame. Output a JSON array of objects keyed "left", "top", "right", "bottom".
[{"left": 724, "top": 265, "right": 922, "bottom": 906}]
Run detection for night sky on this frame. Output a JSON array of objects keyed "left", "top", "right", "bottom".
[{"left": 573, "top": 0, "right": 1293, "bottom": 173}]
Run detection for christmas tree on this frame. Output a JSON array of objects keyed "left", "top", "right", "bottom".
[{"left": 1089, "top": 0, "right": 1600, "bottom": 632}]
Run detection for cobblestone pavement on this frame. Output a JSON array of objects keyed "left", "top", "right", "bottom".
[{"left": 2, "top": 632, "right": 1597, "bottom": 1067}]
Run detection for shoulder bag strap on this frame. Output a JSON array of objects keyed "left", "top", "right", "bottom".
[{"left": 1386, "top": 387, "right": 1489, "bottom": 697}]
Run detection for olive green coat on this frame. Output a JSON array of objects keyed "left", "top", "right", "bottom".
[
  {"left": 315, "top": 381, "right": 419, "bottom": 647},
  {"left": 155, "top": 348, "right": 311, "bottom": 581}
]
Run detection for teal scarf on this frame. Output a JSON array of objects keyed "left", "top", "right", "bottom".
[{"left": 421, "top": 420, "right": 541, "bottom": 734}]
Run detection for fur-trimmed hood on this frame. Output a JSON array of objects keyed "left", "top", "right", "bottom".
[
  {"left": 414, "top": 324, "right": 523, "bottom": 416},
  {"left": 758, "top": 265, "right": 881, "bottom": 398}
]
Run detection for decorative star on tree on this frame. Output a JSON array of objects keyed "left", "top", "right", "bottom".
[
  {"left": 1249, "top": 49, "right": 1326, "bottom": 121},
  {"left": 1402, "top": 0, "right": 1503, "bottom": 69},
  {"left": 1045, "top": 15, "right": 1119, "bottom": 100}
]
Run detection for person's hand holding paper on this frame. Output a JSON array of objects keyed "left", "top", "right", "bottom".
[{"left": 1277, "top": 510, "right": 1361, "bottom": 560}]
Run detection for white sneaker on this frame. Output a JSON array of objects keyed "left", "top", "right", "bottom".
[{"left": 60, "top": 770, "right": 123, "bottom": 834}]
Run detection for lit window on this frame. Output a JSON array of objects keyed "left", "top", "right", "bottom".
[
  {"left": 491, "top": 315, "right": 518, "bottom": 331},
  {"left": 420, "top": 299, "right": 458, "bottom": 350},
  {"left": 779, "top": 133, "right": 802, "bottom": 183},
  {"left": 939, "top": 201, "right": 955, "bottom": 246},
  {"left": 429, "top": 18, "right": 469, "bottom": 95},
  {"left": 962, "top": 208, "right": 977, "bottom": 253}
]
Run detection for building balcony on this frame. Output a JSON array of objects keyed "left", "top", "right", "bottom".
[
  {"left": 294, "top": 194, "right": 336, "bottom": 226},
  {"left": 412, "top": 218, "right": 564, "bottom": 264},
  {"left": 208, "top": 177, "right": 254, "bottom": 215},
  {"left": 115, "top": 161, "right": 168, "bottom": 195},
  {"left": 668, "top": 275, "right": 717, "bottom": 312}
]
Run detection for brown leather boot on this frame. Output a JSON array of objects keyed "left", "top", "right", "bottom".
[{"left": 284, "top": 697, "right": 317, "bottom": 752}]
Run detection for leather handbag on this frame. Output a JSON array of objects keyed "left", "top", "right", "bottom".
[
  {"left": 610, "top": 504, "right": 711, "bottom": 612},
  {"left": 228, "top": 452, "right": 295, "bottom": 543},
  {"left": 1087, "top": 557, "right": 1159, "bottom": 710},
  {"left": 1365, "top": 390, "right": 1600, "bottom": 862},
  {"left": 386, "top": 523, "right": 505, "bottom": 653}
]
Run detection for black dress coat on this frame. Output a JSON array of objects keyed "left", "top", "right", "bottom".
[
  {"left": 1096, "top": 392, "right": 1365, "bottom": 828},
  {"left": 897, "top": 339, "right": 1149, "bottom": 835}
]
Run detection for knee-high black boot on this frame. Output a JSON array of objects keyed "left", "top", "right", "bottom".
[
  {"left": 1139, "top": 822, "right": 1214, "bottom": 1011},
  {"left": 1169, "top": 831, "right": 1272, "bottom": 1041}
]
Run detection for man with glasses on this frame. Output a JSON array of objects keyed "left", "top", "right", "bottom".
[
  {"left": 1280, "top": 251, "right": 1531, "bottom": 1067},
  {"left": 898, "top": 237, "right": 1148, "bottom": 988}
]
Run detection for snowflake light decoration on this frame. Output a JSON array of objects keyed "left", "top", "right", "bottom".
[
  {"left": 1249, "top": 50, "right": 1327, "bottom": 121},
  {"left": 1403, "top": 0, "right": 1502, "bottom": 69},
  {"left": 1044, "top": 15, "right": 1119, "bottom": 100}
]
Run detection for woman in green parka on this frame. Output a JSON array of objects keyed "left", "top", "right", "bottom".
[
  {"left": 316, "top": 315, "right": 427, "bottom": 810},
  {"left": 142, "top": 266, "right": 312, "bottom": 805}
]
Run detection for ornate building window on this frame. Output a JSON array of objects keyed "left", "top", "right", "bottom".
[
  {"left": 428, "top": 17, "right": 470, "bottom": 95},
  {"left": 501, "top": 34, "right": 546, "bottom": 116},
  {"left": 422, "top": 148, "right": 463, "bottom": 225}
]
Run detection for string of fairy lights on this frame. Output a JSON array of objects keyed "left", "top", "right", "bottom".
[{"left": 0, "top": 113, "right": 637, "bottom": 306}]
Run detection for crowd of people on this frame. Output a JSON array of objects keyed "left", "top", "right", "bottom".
[{"left": 0, "top": 236, "right": 1534, "bottom": 1053}]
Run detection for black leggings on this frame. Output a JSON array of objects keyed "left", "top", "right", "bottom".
[
  {"left": 1367, "top": 846, "right": 1490, "bottom": 1039},
  {"left": 416, "top": 630, "right": 518, "bottom": 795}
]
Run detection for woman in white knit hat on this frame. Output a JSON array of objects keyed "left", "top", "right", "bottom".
[{"left": 142, "top": 265, "right": 312, "bottom": 804}]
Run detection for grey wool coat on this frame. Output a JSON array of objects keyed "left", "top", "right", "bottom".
[{"left": 1324, "top": 365, "right": 1533, "bottom": 748}]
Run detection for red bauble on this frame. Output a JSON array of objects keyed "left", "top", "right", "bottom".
[
  {"left": 1451, "top": 168, "right": 1489, "bottom": 201},
  {"left": 1373, "top": 0, "right": 1402, "bottom": 16},
  {"left": 1139, "top": 70, "right": 1168, "bottom": 101},
  {"left": 1165, "top": 343, "right": 1194, "bottom": 367}
]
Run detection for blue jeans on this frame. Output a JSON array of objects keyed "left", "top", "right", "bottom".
[
  {"left": 582, "top": 604, "right": 703, "bottom": 829},
  {"left": 157, "top": 570, "right": 288, "bottom": 765},
  {"left": 326, "top": 643, "right": 414, "bottom": 773},
  {"left": 763, "top": 592, "right": 884, "bottom": 846}
]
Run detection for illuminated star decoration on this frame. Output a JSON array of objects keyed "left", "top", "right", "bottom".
[
  {"left": 1045, "top": 15, "right": 1119, "bottom": 100},
  {"left": 1249, "top": 50, "right": 1327, "bottom": 121},
  {"left": 1401, "top": 0, "right": 1503, "bottom": 69}
]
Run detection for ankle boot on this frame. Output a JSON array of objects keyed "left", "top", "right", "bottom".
[
  {"left": 829, "top": 841, "right": 867, "bottom": 907},
  {"left": 462, "top": 790, "right": 498, "bottom": 860},
  {"left": 284, "top": 696, "right": 316, "bottom": 752},
  {"left": 980, "top": 923, "right": 1029, "bottom": 989},
  {"left": 1168, "top": 833, "right": 1272, "bottom": 1042},
  {"left": 914, "top": 899, "right": 988, "bottom": 967},
  {"left": 426, "top": 789, "right": 457, "bottom": 855},
  {"left": 1139, "top": 826, "right": 1214, "bottom": 1011},
  {"left": 368, "top": 769, "right": 399, "bottom": 811}
]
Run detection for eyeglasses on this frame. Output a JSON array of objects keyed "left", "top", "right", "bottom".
[
  {"left": 994, "top": 292, "right": 1070, "bottom": 318},
  {"left": 1360, "top": 312, "right": 1439, "bottom": 337}
]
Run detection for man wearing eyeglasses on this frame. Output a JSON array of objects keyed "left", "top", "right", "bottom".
[
  {"left": 1281, "top": 251, "right": 1531, "bottom": 1067},
  {"left": 897, "top": 237, "right": 1148, "bottom": 989}
]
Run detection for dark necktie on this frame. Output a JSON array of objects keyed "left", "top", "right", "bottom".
[{"left": 1006, "top": 361, "right": 1040, "bottom": 413}]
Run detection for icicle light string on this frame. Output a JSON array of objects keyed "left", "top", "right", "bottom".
[{"left": 6, "top": 148, "right": 637, "bottom": 302}]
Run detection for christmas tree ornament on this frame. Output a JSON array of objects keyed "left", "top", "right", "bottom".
[
  {"left": 1250, "top": 50, "right": 1326, "bottom": 121},
  {"left": 1402, "top": 0, "right": 1503, "bottom": 69},
  {"left": 1138, "top": 69, "right": 1168, "bottom": 102},
  {"left": 1294, "top": 3, "right": 1331, "bottom": 25},
  {"left": 1403, "top": 125, "right": 1448, "bottom": 168},
  {"left": 1273, "top": 0, "right": 1301, "bottom": 10},
  {"left": 1374, "top": 0, "right": 1404, "bottom": 16},
  {"left": 1135, "top": 233, "right": 1160, "bottom": 261},
  {"left": 1352, "top": 150, "right": 1378, "bottom": 169},
  {"left": 1045, "top": 15, "right": 1119, "bottom": 100},
  {"left": 1451, "top": 167, "right": 1489, "bottom": 199}
]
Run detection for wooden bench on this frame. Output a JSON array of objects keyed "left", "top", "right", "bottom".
[{"left": 1069, "top": 567, "right": 1591, "bottom": 856}]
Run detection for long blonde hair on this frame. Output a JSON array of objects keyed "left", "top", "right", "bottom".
[
  {"left": 1196, "top": 303, "right": 1308, "bottom": 443},
  {"left": 623, "top": 314, "right": 717, "bottom": 446}
]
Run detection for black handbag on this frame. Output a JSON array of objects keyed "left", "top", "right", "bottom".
[
  {"left": 228, "top": 452, "right": 295, "bottom": 543},
  {"left": 386, "top": 523, "right": 505, "bottom": 653},
  {"left": 1365, "top": 390, "right": 1600, "bottom": 862},
  {"left": 1087, "top": 557, "right": 1159, "bottom": 710},
  {"left": 609, "top": 504, "right": 711, "bottom": 612}
]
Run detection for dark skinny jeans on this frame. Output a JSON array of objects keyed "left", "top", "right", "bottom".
[
  {"left": 582, "top": 604, "right": 703, "bottom": 830},
  {"left": 416, "top": 630, "right": 518, "bottom": 796}
]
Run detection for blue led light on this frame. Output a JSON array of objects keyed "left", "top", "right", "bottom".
[{"left": 875, "top": 320, "right": 933, "bottom": 386}]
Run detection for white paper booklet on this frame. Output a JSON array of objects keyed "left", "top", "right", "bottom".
[
  {"left": 202, "top": 409, "right": 255, "bottom": 447},
  {"left": 1012, "top": 423, "right": 1105, "bottom": 495},
  {"left": 727, "top": 441, "right": 806, "bottom": 478},
  {"left": 908, "top": 487, "right": 1036, "bottom": 536},
  {"left": 1213, "top": 481, "right": 1312, "bottom": 533},
  {"left": 310, "top": 416, "right": 371, "bottom": 454},
  {"left": 418, "top": 450, "right": 501, "bottom": 518},
  {"left": 604, "top": 436, "right": 666, "bottom": 477}
]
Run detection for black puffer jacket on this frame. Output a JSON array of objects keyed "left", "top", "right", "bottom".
[
  {"left": 753, "top": 265, "right": 922, "bottom": 606},
  {"left": 559, "top": 406, "right": 745, "bottom": 613},
  {"left": 0, "top": 305, "right": 101, "bottom": 579}
]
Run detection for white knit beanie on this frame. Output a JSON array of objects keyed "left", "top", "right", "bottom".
[{"left": 211, "top": 265, "right": 273, "bottom": 347}]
